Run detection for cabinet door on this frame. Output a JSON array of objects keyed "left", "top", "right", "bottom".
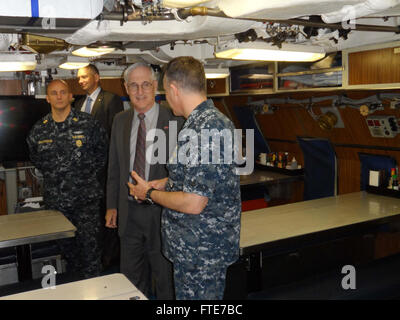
[{"left": 348, "top": 47, "right": 400, "bottom": 85}]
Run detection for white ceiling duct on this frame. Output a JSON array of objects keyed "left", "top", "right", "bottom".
[
  {"left": 0, "top": 34, "right": 17, "bottom": 51},
  {"left": 321, "top": 0, "right": 400, "bottom": 24},
  {"left": 148, "top": 42, "right": 214, "bottom": 63},
  {"left": 118, "top": 42, "right": 214, "bottom": 65},
  {"left": 65, "top": 16, "right": 261, "bottom": 45},
  {"left": 217, "top": 0, "right": 363, "bottom": 19}
]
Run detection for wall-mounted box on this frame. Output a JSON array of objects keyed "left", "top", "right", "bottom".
[
  {"left": 366, "top": 115, "right": 398, "bottom": 138},
  {"left": 206, "top": 78, "right": 229, "bottom": 96}
]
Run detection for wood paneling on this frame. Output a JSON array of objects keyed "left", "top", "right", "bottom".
[
  {"left": 349, "top": 47, "right": 400, "bottom": 85},
  {"left": 206, "top": 78, "right": 227, "bottom": 95},
  {"left": 0, "top": 80, "right": 23, "bottom": 95},
  {"left": 66, "top": 78, "right": 127, "bottom": 96}
]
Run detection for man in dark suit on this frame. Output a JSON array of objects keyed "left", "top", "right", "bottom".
[
  {"left": 75, "top": 64, "right": 124, "bottom": 271},
  {"left": 75, "top": 64, "right": 123, "bottom": 137},
  {"left": 105, "top": 62, "right": 183, "bottom": 299}
]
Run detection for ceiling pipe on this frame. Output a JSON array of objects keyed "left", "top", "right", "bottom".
[
  {"left": 100, "top": 11, "right": 175, "bottom": 21},
  {"left": 178, "top": 7, "right": 400, "bottom": 33},
  {"left": 99, "top": 6, "right": 400, "bottom": 33},
  {"left": 277, "top": 18, "right": 400, "bottom": 33}
]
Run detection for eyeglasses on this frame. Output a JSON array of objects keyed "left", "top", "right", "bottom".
[{"left": 127, "top": 81, "right": 153, "bottom": 93}]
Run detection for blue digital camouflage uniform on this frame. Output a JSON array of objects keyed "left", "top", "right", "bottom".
[
  {"left": 27, "top": 108, "right": 108, "bottom": 279},
  {"left": 162, "top": 99, "right": 241, "bottom": 300}
]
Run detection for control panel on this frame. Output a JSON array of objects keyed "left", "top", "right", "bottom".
[{"left": 365, "top": 115, "right": 399, "bottom": 138}]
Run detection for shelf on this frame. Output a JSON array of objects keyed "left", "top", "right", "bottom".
[
  {"left": 366, "top": 185, "right": 400, "bottom": 199},
  {"left": 277, "top": 66, "right": 343, "bottom": 77},
  {"left": 255, "top": 162, "right": 304, "bottom": 176},
  {"left": 230, "top": 63, "right": 275, "bottom": 94}
]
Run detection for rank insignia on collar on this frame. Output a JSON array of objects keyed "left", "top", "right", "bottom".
[
  {"left": 76, "top": 140, "right": 82, "bottom": 147},
  {"left": 73, "top": 117, "right": 78, "bottom": 122},
  {"left": 43, "top": 119, "right": 48, "bottom": 124}
]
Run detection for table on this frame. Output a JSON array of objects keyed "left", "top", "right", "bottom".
[
  {"left": 0, "top": 210, "right": 76, "bottom": 282},
  {"left": 224, "top": 192, "right": 400, "bottom": 298},
  {"left": 0, "top": 273, "right": 147, "bottom": 300},
  {"left": 240, "top": 169, "right": 303, "bottom": 187},
  {"left": 240, "top": 191, "right": 400, "bottom": 255},
  {"left": 240, "top": 169, "right": 304, "bottom": 205}
]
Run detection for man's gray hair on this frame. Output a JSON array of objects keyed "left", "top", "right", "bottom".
[{"left": 123, "top": 62, "right": 157, "bottom": 83}]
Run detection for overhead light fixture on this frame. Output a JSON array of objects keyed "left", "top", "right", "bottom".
[
  {"left": 0, "top": 53, "right": 37, "bottom": 72},
  {"left": 215, "top": 41, "right": 325, "bottom": 62},
  {"left": 205, "top": 68, "right": 230, "bottom": 79},
  {"left": 72, "top": 46, "right": 115, "bottom": 58},
  {"left": 59, "top": 56, "right": 90, "bottom": 70}
]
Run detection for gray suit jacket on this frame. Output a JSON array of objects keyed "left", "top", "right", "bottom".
[{"left": 107, "top": 104, "right": 184, "bottom": 236}]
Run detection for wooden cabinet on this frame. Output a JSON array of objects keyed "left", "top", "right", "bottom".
[
  {"left": 206, "top": 78, "right": 229, "bottom": 96},
  {"left": 348, "top": 46, "right": 400, "bottom": 86}
]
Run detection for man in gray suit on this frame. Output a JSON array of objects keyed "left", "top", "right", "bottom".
[{"left": 105, "top": 62, "right": 182, "bottom": 299}]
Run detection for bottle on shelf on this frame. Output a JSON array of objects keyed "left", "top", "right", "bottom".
[{"left": 290, "top": 157, "right": 298, "bottom": 170}]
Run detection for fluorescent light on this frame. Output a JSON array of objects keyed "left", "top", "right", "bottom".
[
  {"left": 0, "top": 53, "right": 37, "bottom": 71},
  {"left": 205, "top": 68, "right": 229, "bottom": 79},
  {"left": 72, "top": 46, "right": 115, "bottom": 57},
  {"left": 215, "top": 41, "right": 325, "bottom": 62},
  {"left": 59, "top": 56, "right": 90, "bottom": 70}
]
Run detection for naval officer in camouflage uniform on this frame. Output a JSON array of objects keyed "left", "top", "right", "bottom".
[
  {"left": 27, "top": 80, "right": 108, "bottom": 279},
  {"left": 128, "top": 57, "right": 241, "bottom": 300}
]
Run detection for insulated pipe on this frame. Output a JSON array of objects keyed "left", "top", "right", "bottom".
[
  {"left": 278, "top": 18, "right": 400, "bottom": 33},
  {"left": 322, "top": 0, "right": 400, "bottom": 24},
  {"left": 100, "top": 7, "right": 400, "bottom": 33},
  {"left": 177, "top": 7, "right": 400, "bottom": 33},
  {"left": 101, "top": 12, "right": 176, "bottom": 20}
]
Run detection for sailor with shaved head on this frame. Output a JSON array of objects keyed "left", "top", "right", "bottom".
[{"left": 27, "top": 79, "right": 108, "bottom": 280}]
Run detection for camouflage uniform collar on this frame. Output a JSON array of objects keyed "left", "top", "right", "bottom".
[
  {"left": 49, "top": 107, "right": 79, "bottom": 126},
  {"left": 183, "top": 99, "right": 213, "bottom": 129}
]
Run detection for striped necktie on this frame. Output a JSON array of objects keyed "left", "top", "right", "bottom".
[
  {"left": 133, "top": 113, "right": 146, "bottom": 181},
  {"left": 84, "top": 97, "right": 92, "bottom": 114}
]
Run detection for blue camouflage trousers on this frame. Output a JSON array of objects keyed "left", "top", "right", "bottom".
[
  {"left": 173, "top": 260, "right": 228, "bottom": 300},
  {"left": 55, "top": 201, "right": 103, "bottom": 279}
]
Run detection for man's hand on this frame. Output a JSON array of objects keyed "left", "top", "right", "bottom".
[
  {"left": 105, "top": 208, "right": 118, "bottom": 228},
  {"left": 149, "top": 177, "right": 168, "bottom": 191},
  {"left": 127, "top": 171, "right": 150, "bottom": 201}
]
